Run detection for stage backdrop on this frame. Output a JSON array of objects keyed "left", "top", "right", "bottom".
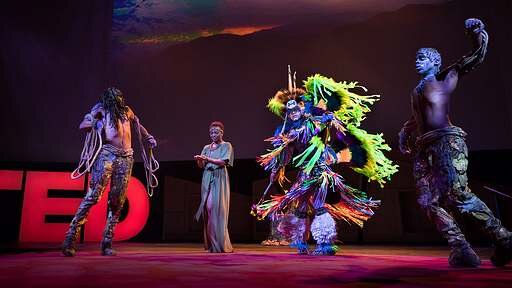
[{"left": 1, "top": 0, "right": 511, "bottom": 163}]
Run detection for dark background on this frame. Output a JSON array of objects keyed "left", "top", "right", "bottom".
[{"left": 0, "top": 0, "right": 511, "bottom": 245}]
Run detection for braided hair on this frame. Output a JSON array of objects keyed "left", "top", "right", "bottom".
[{"left": 101, "top": 87, "right": 128, "bottom": 129}]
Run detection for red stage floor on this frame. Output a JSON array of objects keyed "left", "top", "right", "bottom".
[{"left": 1, "top": 243, "right": 510, "bottom": 288}]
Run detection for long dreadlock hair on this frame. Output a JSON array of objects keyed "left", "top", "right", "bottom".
[{"left": 101, "top": 87, "right": 128, "bottom": 129}]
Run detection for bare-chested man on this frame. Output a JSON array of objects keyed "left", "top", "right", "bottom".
[
  {"left": 62, "top": 87, "right": 156, "bottom": 257},
  {"left": 399, "top": 18, "right": 512, "bottom": 268}
]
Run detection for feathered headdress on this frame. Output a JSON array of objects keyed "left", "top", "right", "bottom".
[{"left": 267, "top": 65, "right": 305, "bottom": 118}]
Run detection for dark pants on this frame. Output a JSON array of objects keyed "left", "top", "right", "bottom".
[
  {"left": 414, "top": 133, "right": 510, "bottom": 248},
  {"left": 64, "top": 146, "right": 134, "bottom": 249}
]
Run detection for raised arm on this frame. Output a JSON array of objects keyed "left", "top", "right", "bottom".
[{"left": 438, "top": 18, "right": 488, "bottom": 79}]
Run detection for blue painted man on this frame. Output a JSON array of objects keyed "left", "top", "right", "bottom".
[{"left": 399, "top": 19, "right": 512, "bottom": 267}]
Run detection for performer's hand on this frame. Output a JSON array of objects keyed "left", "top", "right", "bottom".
[
  {"left": 194, "top": 155, "right": 207, "bottom": 161},
  {"left": 93, "top": 119, "right": 104, "bottom": 131},
  {"left": 84, "top": 113, "right": 93, "bottom": 122},
  {"left": 465, "top": 18, "right": 484, "bottom": 34},
  {"left": 398, "top": 130, "right": 411, "bottom": 155},
  {"left": 147, "top": 137, "right": 157, "bottom": 148},
  {"left": 399, "top": 144, "right": 411, "bottom": 155}
]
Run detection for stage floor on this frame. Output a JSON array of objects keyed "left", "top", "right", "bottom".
[{"left": 1, "top": 243, "right": 510, "bottom": 288}]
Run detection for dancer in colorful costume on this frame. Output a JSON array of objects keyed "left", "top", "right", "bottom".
[{"left": 252, "top": 67, "right": 398, "bottom": 255}]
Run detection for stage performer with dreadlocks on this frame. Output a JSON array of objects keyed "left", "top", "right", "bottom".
[
  {"left": 399, "top": 18, "right": 512, "bottom": 267},
  {"left": 252, "top": 67, "right": 398, "bottom": 255},
  {"left": 62, "top": 87, "right": 158, "bottom": 257}
]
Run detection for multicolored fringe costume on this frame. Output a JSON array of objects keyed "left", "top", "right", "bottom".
[{"left": 252, "top": 74, "right": 398, "bottom": 255}]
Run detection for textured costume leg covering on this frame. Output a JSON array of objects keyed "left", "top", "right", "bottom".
[
  {"left": 416, "top": 135, "right": 480, "bottom": 267},
  {"left": 427, "top": 205, "right": 469, "bottom": 248},
  {"left": 310, "top": 209, "right": 338, "bottom": 256},
  {"left": 414, "top": 142, "right": 472, "bottom": 249},
  {"left": 62, "top": 152, "right": 113, "bottom": 256},
  {"left": 101, "top": 155, "right": 133, "bottom": 256},
  {"left": 438, "top": 135, "right": 512, "bottom": 267},
  {"left": 454, "top": 190, "right": 512, "bottom": 246},
  {"left": 278, "top": 213, "right": 308, "bottom": 254},
  {"left": 441, "top": 136, "right": 512, "bottom": 249},
  {"left": 62, "top": 196, "right": 97, "bottom": 256},
  {"left": 440, "top": 137, "right": 512, "bottom": 266}
]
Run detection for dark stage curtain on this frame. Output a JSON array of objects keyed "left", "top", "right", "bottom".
[{"left": 0, "top": 0, "right": 113, "bottom": 162}]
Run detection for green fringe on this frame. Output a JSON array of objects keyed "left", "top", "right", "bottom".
[
  {"left": 302, "top": 74, "right": 397, "bottom": 186},
  {"left": 347, "top": 124, "right": 399, "bottom": 187},
  {"left": 305, "top": 119, "right": 316, "bottom": 134},
  {"left": 303, "top": 74, "right": 379, "bottom": 127},
  {"left": 256, "top": 200, "right": 275, "bottom": 211},
  {"left": 267, "top": 97, "right": 285, "bottom": 118},
  {"left": 293, "top": 136, "right": 325, "bottom": 174}
]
